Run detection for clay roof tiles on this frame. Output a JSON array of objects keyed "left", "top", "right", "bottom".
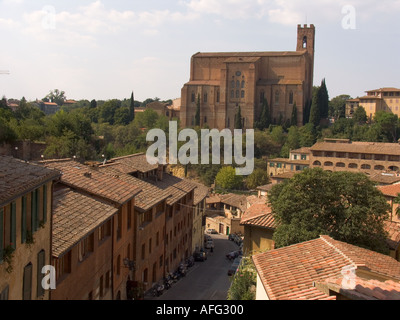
[
  {"left": 310, "top": 141, "right": 400, "bottom": 156},
  {"left": 240, "top": 203, "right": 276, "bottom": 230},
  {"left": 378, "top": 183, "right": 400, "bottom": 198},
  {"left": 252, "top": 235, "right": 400, "bottom": 300},
  {"left": 0, "top": 156, "right": 61, "bottom": 206},
  {"left": 41, "top": 160, "right": 141, "bottom": 205},
  {"left": 109, "top": 153, "right": 158, "bottom": 173},
  {"left": 52, "top": 187, "right": 118, "bottom": 258}
]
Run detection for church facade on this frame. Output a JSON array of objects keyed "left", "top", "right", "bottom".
[{"left": 179, "top": 24, "right": 315, "bottom": 130}]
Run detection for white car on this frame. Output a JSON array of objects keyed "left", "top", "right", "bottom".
[
  {"left": 205, "top": 239, "right": 214, "bottom": 249},
  {"left": 206, "top": 229, "right": 218, "bottom": 234}
]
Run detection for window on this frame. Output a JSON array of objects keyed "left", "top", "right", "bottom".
[
  {"left": 0, "top": 286, "right": 9, "bottom": 300},
  {"left": 55, "top": 251, "right": 71, "bottom": 281},
  {"left": 236, "top": 80, "right": 240, "bottom": 88},
  {"left": 159, "top": 255, "right": 163, "bottom": 268},
  {"left": 116, "top": 210, "right": 122, "bottom": 240},
  {"left": 231, "top": 80, "right": 235, "bottom": 88},
  {"left": 269, "top": 162, "right": 275, "bottom": 168},
  {"left": 348, "top": 163, "right": 358, "bottom": 169},
  {"left": 204, "top": 93, "right": 208, "bottom": 103},
  {"left": 141, "top": 244, "right": 145, "bottom": 260},
  {"left": 21, "top": 196, "right": 27, "bottom": 244},
  {"left": 231, "top": 90, "right": 234, "bottom": 99},
  {"left": 236, "top": 90, "right": 240, "bottom": 99},
  {"left": 204, "top": 116, "right": 207, "bottom": 123},
  {"left": 37, "top": 250, "right": 45, "bottom": 297},
  {"left": 127, "top": 201, "right": 132, "bottom": 230},
  {"left": 289, "top": 91, "right": 294, "bottom": 105},
  {"left": 313, "top": 161, "right": 321, "bottom": 166},
  {"left": 260, "top": 91, "right": 265, "bottom": 104},
  {"left": 216, "top": 91, "right": 220, "bottom": 103},
  {"left": 149, "top": 238, "right": 152, "bottom": 254},
  {"left": 361, "top": 164, "right": 371, "bottom": 170},
  {"left": 336, "top": 162, "right": 345, "bottom": 168},
  {"left": 301, "top": 155, "right": 307, "bottom": 160},
  {"left": 143, "top": 269, "right": 148, "bottom": 283},
  {"left": 241, "top": 81, "right": 245, "bottom": 89},
  {"left": 78, "top": 233, "right": 94, "bottom": 262},
  {"left": 99, "top": 220, "right": 111, "bottom": 242},
  {"left": 293, "top": 155, "right": 298, "bottom": 160},
  {"left": 191, "top": 93, "right": 195, "bottom": 103},
  {"left": 117, "top": 255, "right": 121, "bottom": 276},
  {"left": 23, "top": 263, "right": 33, "bottom": 300},
  {"left": 275, "top": 90, "right": 280, "bottom": 105},
  {"left": 303, "top": 36, "right": 307, "bottom": 48},
  {"left": 241, "top": 90, "right": 245, "bottom": 99}
]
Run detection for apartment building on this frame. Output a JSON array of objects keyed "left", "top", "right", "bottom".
[
  {"left": 40, "top": 160, "right": 141, "bottom": 300},
  {"left": 346, "top": 87, "right": 400, "bottom": 119},
  {"left": 0, "top": 156, "right": 60, "bottom": 300}
]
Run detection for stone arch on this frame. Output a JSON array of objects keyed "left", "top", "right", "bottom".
[
  {"left": 336, "top": 162, "right": 345, "bottom": 168},
  {"left": 313, "top": 161, "right": 321, "bottom": 166},
  {"left": 348, "top": 163, "right": 358, "bottom": 169}
]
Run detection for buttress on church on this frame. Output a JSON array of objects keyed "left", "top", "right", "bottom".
[{"left": 179, "top": 24, "right": 315, "bottom": 130}]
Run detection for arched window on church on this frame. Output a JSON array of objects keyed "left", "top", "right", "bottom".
[
  {"left": 231, "top": 90, "right": 234, "bottom": 99},
  {"left": 236, "top": 90, "right": 240, "bottom": 99},
  {"left": 241, "top": 90, "right": 245, "bottom": 99},
  {"left": 275, "top": 90, "right": 280, "bottom": 105},
  {"left": 303, "top": 36, "right": 307, "bottom": 49},
  {"left": 216, "top": 91, "right": 220, "bottom": 103},
  {"left": 204, "top": 93, "right": 208, "bottom": 103},
  {"left": 191, "top": 92, "right": 195, "bottom": 103},
  {"left": 231, "top": 80, "right": 235, "bottom": 88},
  {"left": 236, "top": 80, "right": 240, "bottom": 88},
  {"left": 241, "top": 81, "right": 245, "bottom": 89},
  {"left": 289, "top": 91, "right": 294, "bottom": 105}
]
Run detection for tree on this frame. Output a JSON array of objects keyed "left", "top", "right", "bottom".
[
  {"left": 374, "top": 111, "right": 398, "bottom": 142},
  {"left": 234, "top": 106, "right": 243, "bottom": 129},
  {"left": 256, "top": 97, "right": 271, "bottom": 130},
  {"left": 44, "top": 89, "right": 66, "bottom": 106},
  {"left": 90, "top": 99, "right": 97, "bottom": 109},
  {"left": 290, "top": 102, "right": 298, "bottom": 127},
  {"left": 245, "top": 168, "right": 270, "bottom": 190},
  {"left": 329, "top": 94, "right": 350, "bottom": 120},
  {"left": 195, "top": 94, "right": 201, "bottom": 127},
  {"left": 215, "top": 166, "right": 243, "bottom": 190},
  {"left": 269, "top": 168, "right": 390, "bottom": 254},
  {"left": 353, "top": 106, "right": 367, "bottom": 125},
  {"left": 129, "top": 91, "right": 135, "bottom": 122},
  {"left": 319, "top": 79, "right": 329, "bottom": 119},
  {"left": 227, "top": 255, "right": 256, "bottom": 300},
  {"left": 280, "top": 126, "right": 300, "bottom": 158},
  {"left": 309, "top": 88, "right": 320, "bottom": 127}
]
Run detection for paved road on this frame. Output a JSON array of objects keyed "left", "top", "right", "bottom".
[{"left": 148, "top": 234, "right": 240, "bottom": 300}]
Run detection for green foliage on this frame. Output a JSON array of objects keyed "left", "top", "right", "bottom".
[
  {"left": 280, "top": 126, "right": 300, "bottom": 158},
  {"left": 227, "top": 256, "right": 256, "bottom": 300},
  {"left": 129, "top": 92, "right": 135, "bottom": 122},
  {"left": 215, "top": 166, "right": 243, "bottom": 190},
  {"left": 329, "top": 94, "right": 350, "bottom": 120},
  {"left": 353, "top": 106, "right": 368, "bottom": 125},
  {"left": 245, "top": 168, "right": 270, "bottom": 190},
  {"left": 309, "top": 87, "right": 321, "bottom": 127},
  {"left": 234, "top": 106, "right": 243, "bottom": 129},
  {"left": 319, "top": 79, "right": 329, "bottom": 119},
  {"left": 256, "top": 98, "right": 271, "bottom": 130},
  {"left": 290, "top": 102, "right": 298, "bottom": 127},
  {"left": 44, "top": 89, "right": 66, "bottom": 106},
  {"left": 134, "top": 108, "right": 159, "bottom": 129},
  {"left": 269, "top": 168, "right": 390, "bottom": 254}
]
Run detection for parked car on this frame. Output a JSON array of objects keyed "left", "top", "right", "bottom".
[
  {"left": 205, "top": 239, "right": 214, "bottom": 249},
  {"left": 206, "top": 229, "right": 218, "bottom": 234},
  {"left": 227, "top": 257, "right": 242, "bottom": 276},
  {"left": 193, "top": 251, "right": 207, "bottom": 262}
]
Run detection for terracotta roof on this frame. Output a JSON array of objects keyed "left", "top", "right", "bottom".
[
  {"left": 385, "top": 221, "right": 400, "bottom": 250},
  {"left": 378, "top": 184, "right": 400, "bottom": 198},
  {"left": 268, "top": 158, "right": 309, "bottom": 165},
  {"left": 370, "top": 173, "right": 400, "bottom": 185},
  {"left": 290, "top": 147, "right": 311, "bottom": 154},
  {"left": 194, "top": 51, "right": 306, "bottom": 58},
  {"left": 219, "top": 193, "right": 247, "bottom": 212},
  {"left": 252, "top": 235, "right": 400, "bottom": 300},
  {"left": 99, "top": 165, "right": 169, "bottom": 211},
  {"left": 310, "top": 140, "right": 400, "bottom": 156},
  {"left": 318, "top": 275, "right": 400, "bottom": 300},
  {"left": 256, "top": 184, "right": 274, "bottom": 192},
  {"left": 144, "top": 174, "right": 196, "bottom": 205},
  {"left": 366, "top": 88, "right": 400, "bottom": 93},
  {"left": 206, "top": 195, "right": 221, "bottom": 204},
  {"left": 246, "top": 195, "right": 267, "bottom": 207},
  {"left": 109, "top": 153, "right": 158, "bottom": 173},
  {"left": 240, "top": 203, "right": 274, "bottom": 229},
  {"left": 52, "top": 187, "right": 118, "bottom": 258},
  {"left": 183, "top": 179, "right": 209, "bottom": 206},
  {"left": 0, "top": 156, "right": 61, "bottom": 206},
  {"left": 40, "top": 160, "right": 141, "bottom": 205},
  {"left": 271, "top": 172, "right": 297, "bottom": 180}
]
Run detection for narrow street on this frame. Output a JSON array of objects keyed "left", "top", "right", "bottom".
[{"left": 147, "top": 234, "right": 240, "bottom": 300}]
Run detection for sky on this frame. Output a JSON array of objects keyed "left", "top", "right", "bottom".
[{"left": 0, "top": 0, "right": 399, "bottom": 103}]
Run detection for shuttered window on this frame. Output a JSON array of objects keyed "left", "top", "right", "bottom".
[
  {"left": 0, "top": 208, "right": 3, "bottom": 263},
  {"left": 37, "top": 250, "right": 45, "bottom": 297},
  {"left": 43, "top": 185, "right": 47, "bottom": 224},
  {"left": 0, "top": 286, "right": 9, "bottom": 300},
  {"left": 21, "top": 196, "right": 27, "bottom": 244},
  {"left": 31, "top": 190, "right": 39, "bottom": 233},
  {"left": 23, "top": 263, "right": 33, "bottom": 300},
  {"left": 11, "top": 202, "right": 16, "bottom": 250}
]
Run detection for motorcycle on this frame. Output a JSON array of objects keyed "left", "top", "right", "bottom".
[{"left": 151, "top": 282, "right": 165, "bottom": 297}]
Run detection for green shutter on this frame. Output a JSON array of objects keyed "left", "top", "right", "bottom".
[
  {"left": 31, "top": 190, "right": 38, "bottom": 233},
  {"left": 37, "top": 250, "right": 45, "bottom": 297},
  {"left": 11, "top": 202, "right": 16, "bottom": 250},
  {"left": 43, "top": 185, "right": 47, "bottom": 224},
  {"left": 21, "top": 196, "right": 27, "bottom": 244},
  {"left": 0, "top": 208, "right": 3, "bottom": 263},
  {"left": 23, "top": 263, "right": 33, "bottom": 300}
]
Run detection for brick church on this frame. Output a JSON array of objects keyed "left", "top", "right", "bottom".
[{"left": 179, "top": 24, "right": 315, "bottom": 130}]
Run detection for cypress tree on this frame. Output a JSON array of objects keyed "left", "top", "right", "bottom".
[
  {"left": 309, "top": 89, "right": 320, "bottom": 127},
  {"left": 129, "top": 91, "right": 135, "bottom": 122},
  {"left": 195, "top": 94, "right": 201, "bottom": 126},
  {"left": 257, "top": 97, "right": 271, "bottom": 130},
  {"left": 290, "top": 102, "right": 298, "bottom": 127},
  {"left": 235, "top": 106, "right": 243, "bottom": 129},
  {"left": 319, "top": 79, "right": 329, "bottom": 119}
]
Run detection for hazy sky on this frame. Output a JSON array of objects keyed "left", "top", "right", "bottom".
[{"left": 0, "top": 0, "right": 399, "bottom": 102}]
